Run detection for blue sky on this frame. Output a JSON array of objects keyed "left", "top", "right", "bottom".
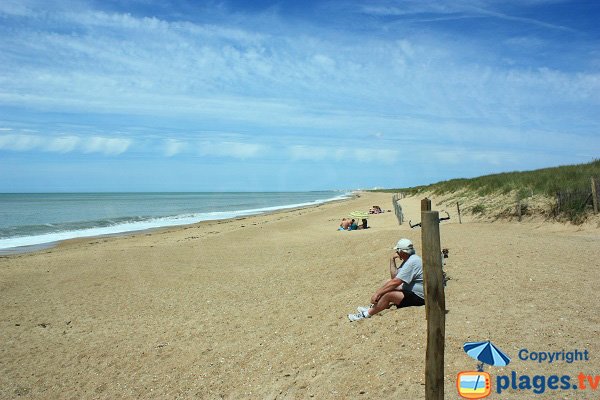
[{"left": 0, "top": 0, "right": 598, "bottom": 192}]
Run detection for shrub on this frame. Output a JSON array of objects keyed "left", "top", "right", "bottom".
[{"left": 472, "top": 204, "right": 486, "bottom": 214}]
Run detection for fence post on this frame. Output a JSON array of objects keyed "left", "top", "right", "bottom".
[
  {"left": 421, "top": 198, "right": 445, "bottom": 400},
  {"left": 592, "top": 177, "right": 599, "bottom": 214},
  {"left": 456, "top": 202, "right": 462, "bottom": 224},
  {"left": 393, "top": 194, "right": 404, "bottom": 225},
  {"left": 517, "top": 200, "right": 522, "bottom": 222}
]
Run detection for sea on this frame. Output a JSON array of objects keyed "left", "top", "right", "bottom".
[{"left": 0, "top": 191, "right": 350, "bottom": 253}]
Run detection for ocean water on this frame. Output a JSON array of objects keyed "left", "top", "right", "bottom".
[{"left": 0, "top": 191, "right": 349, "bottom": 252}]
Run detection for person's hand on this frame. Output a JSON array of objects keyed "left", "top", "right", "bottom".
[{"left": 370, "top": 293, "right": 380, "bottom": 304}]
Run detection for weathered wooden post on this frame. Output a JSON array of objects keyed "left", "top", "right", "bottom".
[
  {"left": 421, "top": 198, "right": 445, "bottom": 400},
  {"left": 456, "top": 202, "right": 462, "bottom": 224},
  {"left": 393, "top": 194, "right": 404, "bottom": 225}
]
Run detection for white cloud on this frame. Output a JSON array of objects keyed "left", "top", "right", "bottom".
[
  {"left": 46, "top": 136, "right": 81, "bottom": 153},
  {"left": 198, "top": 141, "right": 267, "bottom": 159},
  {"left": 0, "top": 134, "right": 44, "bottom": 151},
  {"left": 359, "top": 0, "right": 574, "bottom": 32},
  {"left": 1, "top": 2, "right": 597, "bottom": 138},
  {"left": 431, "top": 148, "right": 521, "bottom": 165},
  {"left": 164, "top": 139, "right": 186, "bottom": 157},
  {"left": 288, "top": 145, "right": 399, "bottom": 164},
  {"left": 288, "top": 145, "right": 330, "bottom": 161},
  {"left": 0, "top": 133, "right": 131, "bottom": 155},
  {"left": 312, "top": 54, "right": 336, "bottom": 70},
  {"left": 82, "top": 137, "right": 132, "bottom": 155}
]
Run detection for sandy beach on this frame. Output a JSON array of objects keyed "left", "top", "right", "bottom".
[{"left": 1, "top": 191, "right": 599, "bottom": 399}]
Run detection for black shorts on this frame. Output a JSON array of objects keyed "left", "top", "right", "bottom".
[{"left": 395, "top": 290, "right": 425, "bottom": 308}]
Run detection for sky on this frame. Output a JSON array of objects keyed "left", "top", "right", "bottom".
[{"left": 0, "top": 0, "right": 599, "bottom": 192}]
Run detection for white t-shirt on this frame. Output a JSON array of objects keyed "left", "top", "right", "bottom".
[{"left": 395, "top": 254, "right": 424, "bottom": 299}]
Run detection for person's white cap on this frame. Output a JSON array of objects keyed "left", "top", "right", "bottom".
[{"left": 394, "top": 238, "right": 413, "bottom": 252}]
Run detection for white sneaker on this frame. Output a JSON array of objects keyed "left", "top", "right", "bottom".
[
  {"left": 357, "top": 306, "right": 371, "bottom": 314},
  {"left": 348, "top": 310, "right": 370, "bottom": 322}
]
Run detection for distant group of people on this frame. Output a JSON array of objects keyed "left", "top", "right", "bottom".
[
  {"left": 336, "top": 206, "right": 387, "bottom": 231},
  {"left": 338, "top": 218, "right": 368, "bottom": 230},
  {"left": 369, "top": 205, "right": 384, "bottom": 214},
  {"left": 348, "top": 238, "right": 424, "bottom": 321}
]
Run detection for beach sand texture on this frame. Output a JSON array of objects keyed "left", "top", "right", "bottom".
[{"left": 1, "top": 192, "right": 599, "bottom": 399}]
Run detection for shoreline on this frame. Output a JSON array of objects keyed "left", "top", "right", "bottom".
[
  {"left": 0, "top": 192, "right": 354, "bottom": 256},
  {"left": 1, "top": 191, "right": 598, "bottom": 399}
]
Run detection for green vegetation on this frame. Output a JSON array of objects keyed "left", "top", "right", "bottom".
[
  {"left": 471, "top": 204, "right": 486, "bottom": 214},
  {"left": 373, "top": 159, "right": 600, "bottom": 223},
  {"left": 381, "top": 159, "right": 600, "bottom": 197}
]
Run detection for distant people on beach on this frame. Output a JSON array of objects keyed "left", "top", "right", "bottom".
[
  {"left": 339, "top": 218, "right": 351, "bottom": 230},
  {"left": 339, "top": 217, "right": 368, "bottom": 231},
  {"left": 348, "top": 238, "right": 424, "bottom": 321},
  {"left": 369, "top": 205, "right": 383, "bottom": 214}
]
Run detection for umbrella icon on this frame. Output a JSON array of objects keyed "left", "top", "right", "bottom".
[{"left": 463, "top": 341, "right": 511, "bottom": 371}]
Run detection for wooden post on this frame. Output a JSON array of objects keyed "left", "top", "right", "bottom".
[
  {"left": 592, "top": 177, "right": 599, "bottom": 214},
  {"left": 422, "top": 197, "right": 431, "bottom": 212},
  {"left": 421, "top": 200, "right": 445, "bottom": 400},
  {"left": 517, "top": 200, "right": 522, "bottom": 222},
  {"left": 421, "top": 198, "right": 432, "bottom": 320},
  {"left": 456, "top": 202, "right": 462, "bottom": 224},
  {"left": 393, "top": 194, "right": 404, "bottom": 225}
]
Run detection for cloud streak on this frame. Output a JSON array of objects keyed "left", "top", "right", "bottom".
[
  {"left": 288, "top": 145, "right": 399, "bottom": 164},
  {"left": 0, "top": 134, "right": 132, "bottom": 155}
]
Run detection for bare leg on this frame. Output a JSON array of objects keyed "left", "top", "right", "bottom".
[{"left": 368, "top": 291, "right": 405, "bottom": 316}]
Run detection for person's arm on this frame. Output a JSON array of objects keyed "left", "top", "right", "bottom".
[
  {"left": 371, "top": 277, "right": 404, "bottom": 304},
  {"left": 389, "top": 254, "right": 399, "bottom": 276}
]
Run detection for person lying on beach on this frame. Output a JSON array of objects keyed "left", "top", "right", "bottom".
[
  {"left": 348, "top": 238, "right": 424, "bottom": 321},
  {"left": 369, "top": 205, "right": 383, "bottom": 214}
]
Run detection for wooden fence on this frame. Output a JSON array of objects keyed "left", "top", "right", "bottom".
[
  {"left": 392, "top": 192, "right": 404, "bottom": 225},
  {"left": 555, "top": 177, "right": 599, "bottom": 216}
]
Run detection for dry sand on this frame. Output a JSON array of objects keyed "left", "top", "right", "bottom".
[{"left": 1, "top": 192, "right": 599, "bottom": 399}]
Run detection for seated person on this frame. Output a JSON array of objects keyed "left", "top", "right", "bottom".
[
  {"left": 339, "top": 218, "right": 351, "bottom": 230},
  {"left": 349, "top": 219, "right": 358, "bottom": 230},
  {"left": 348, "top": 238, "right": 424, "bottom": 321}
]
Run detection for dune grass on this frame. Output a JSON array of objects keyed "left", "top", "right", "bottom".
[{"left": 374, "top": 159, "right": 600, "bottom": 222}]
